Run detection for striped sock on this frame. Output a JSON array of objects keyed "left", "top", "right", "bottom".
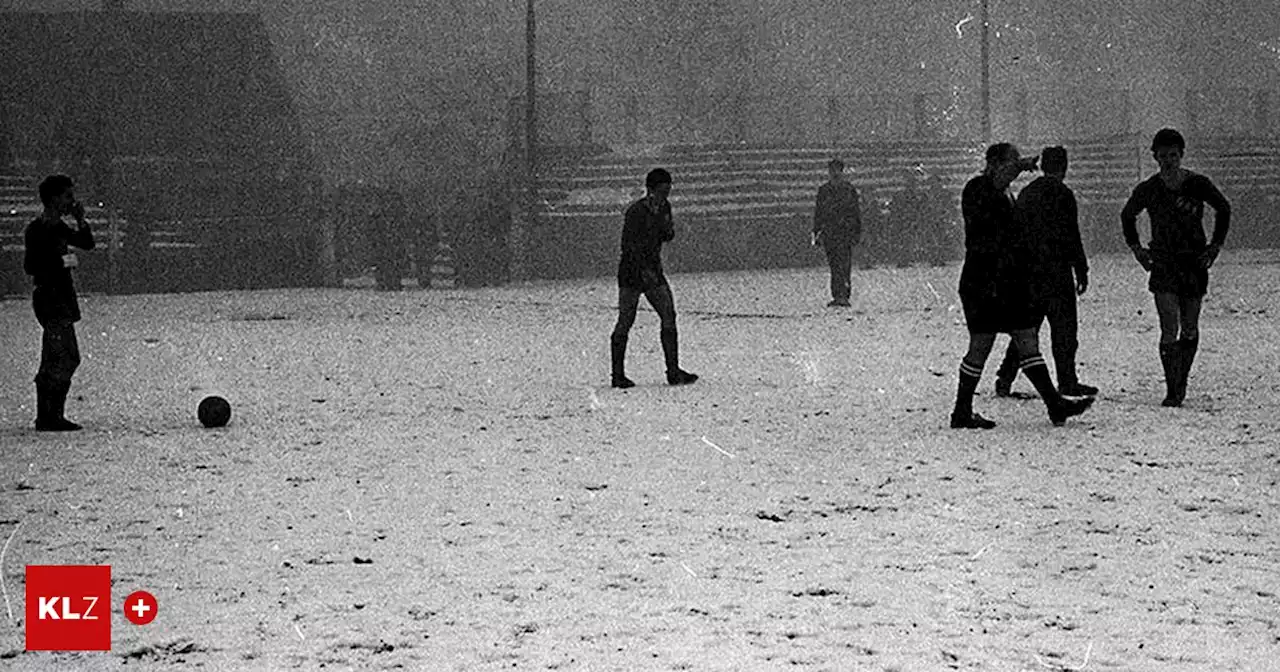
[
  {"left": 1017, "top": 354, "right": 1046, "bottom": 372},
  {"left": 955, "top": 357, "right": 984, "bottom": 415},
  {"left": 960, "top": 357, "right": 984, "bottom": 379},
  {"left": 1019, "top": 354, "right": 1061, "bottom": 404}
]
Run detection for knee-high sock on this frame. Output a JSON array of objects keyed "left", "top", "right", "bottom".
[
  {"left": 955, "top": 358, "right": 984, "bottom": 416},
  {"left": 1019, "top": 354, "right": 1063, "bottom": 409},
  {"left": 1159, "top": 342, "right": 1179, "bottom": 401},
  {"left": 1177, "top": 337, "right": 1199, "bottom": 397},
  {"left": 1053, "top": 350, "right": 1078, "bottom": 388},
  {"left": 610, "top": 333, "right": 628, "bottom": 378},
  {"left": 660, "top": 327, "right": 679, "bottom": 372}
]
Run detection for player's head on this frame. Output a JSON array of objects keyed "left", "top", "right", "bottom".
[
  {"left": 1151, "top": 128, "right": 1185, "bottom": 153},
  {"left": 1040, "top": 146, "right": 1068, "bottom": 176},
  {"left": 985, "top": 142, "right": 1016, "bottom": 165},
  {"left": 983, "top": 142, "right": 1023, "bottom": 187},
  {"left": 1150, "top": 128, "right": 1185, "bottom": 172},
  {"left": 645, "top": 168, "right": 672, "bottom": 202},
  {"left": 827, "top": 158, "right": 844, "bottom": 178},
  {"left": 39, "top": 174, "right": 75, "bottom": 210}
]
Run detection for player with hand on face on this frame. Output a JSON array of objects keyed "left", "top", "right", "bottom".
[
  {"left": 993, "top": 146, "right": 1097, "bottom": 398},
  {"left": 610, "top": 168, "right": 698, "bottom": 388},
  {"left": 1121, "top": 128, "right": 1230, "bottom": 407},
  {"left": 24, "top": 174, "right": 96, "bottom": 431},
  {"left": 950, "top": 143, "right": 1094, "bottom": 429}
]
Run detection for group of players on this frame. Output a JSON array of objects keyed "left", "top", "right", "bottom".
[
  {"left": 609, "top": 128, "right": 1231, "bottom": 429},
  {"left": 20, "top": 130, "right": 1230, "bottom": 432}
]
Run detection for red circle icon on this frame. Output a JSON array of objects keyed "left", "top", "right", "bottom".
[{"left": 123, "top": 591, "right": 158, "bottom": 625}]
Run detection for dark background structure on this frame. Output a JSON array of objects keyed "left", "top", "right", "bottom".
[{"left": 1, "top": 0, "right": 1279, "bottom": 291}]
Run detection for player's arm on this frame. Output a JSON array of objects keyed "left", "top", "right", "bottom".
[
  {"left": 960, "top": 183, "right": 995, "bottom": 255},
  {"left": 1064, "top": 191, "right": 1087, "bottom": 288},
  {"left": 1198, "top": 176, "right": 1231, "bottom": 247},
  {"left": 620, "top": 204, "right": 645, "bottom": 255},
  {"left": 1195, "top": 176, "right": 1230, "bottom": 268},
  {"left": 24, "top": 223, "right": 48, "bottom": 278},
  {"left": 1119, "top": 185, "right": 1151, "bottom": 270},
  {"left": 659, "top": 206, "right": 675, "bottom": 242},
  {"left": 67, "top": 201, "right": 96, "bottom": 251},
  {"left": 812, "top": 185, "right": 827, "bottom": 238},
  {"left": 848, "top": 186, "right": 862, "bottom": 245}
]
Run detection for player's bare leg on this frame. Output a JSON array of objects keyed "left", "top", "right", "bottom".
[{"left": 1154, "top": 292, "right": 1183, "bottom": 406}]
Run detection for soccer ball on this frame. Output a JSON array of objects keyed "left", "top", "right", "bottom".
[{"left": 197, "top": 396, "right": 232, "bottom": 428}]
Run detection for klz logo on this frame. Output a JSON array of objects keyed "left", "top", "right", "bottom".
[{"left": 26, "top": 565, "right": 111, "bottom": 651}]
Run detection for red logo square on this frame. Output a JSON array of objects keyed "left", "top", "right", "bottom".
[{"left": 25, "top": 565, "right": 112, "bottom": 651}]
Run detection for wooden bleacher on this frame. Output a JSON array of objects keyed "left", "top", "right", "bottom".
[
  {"left": 527, "top": 135, "right": 1280, "bottom": 279},
  {"left": 0, "top": 174, "right": 124, "bottom": 297},
  {"left": 6, "top": 135, "right": 1276, "bottom": 292},
  {"left": 0, "top": 10, "right": 319, "bottom": 295}
]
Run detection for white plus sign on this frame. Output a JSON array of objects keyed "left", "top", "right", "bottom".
[{"left": 131, "top": 599, "right": 151, "bottom": 618}]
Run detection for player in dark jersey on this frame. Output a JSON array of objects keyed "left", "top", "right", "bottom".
[
  {"left": 993, "top": 146, "right": 1097, "bottom": 398},
  {"left": 951, "top": 143, "right": 1094, "bottom": 429},
  {"left": 1121, "top": 128, "right": 1230, "bottom": 407},
  {"left": 24, "top": 174, "right": 95, "bottom": 431},
  {"left": 610, "top": 168, "right": 698, "bottom": 388}
]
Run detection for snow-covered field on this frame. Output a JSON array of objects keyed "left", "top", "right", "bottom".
[{"left": 1, "top": 251, "right": 1277, "bottom": 671}]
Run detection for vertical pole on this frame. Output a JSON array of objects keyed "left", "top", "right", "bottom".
[
  {"left": 579, "top": 89, "right": 591, "bottom": 146},
  {"left": 1254, "top": 89, "right": 1270, "bottom": 137},
  {"left": 1185, "top": 88, "right": 1199, "bottom": 137},
  {"left": 526, "top": 0, "right": 537, "bottom": 181},
  {"left": 512, "top": 0, "right": 537, "bottom": 283},
  {"left": 828, "top": 96, "right": 839, "bottom": 149},
  {"left": 626, "top": 91, "right": 639, "bottom": 145},
  {"left": 980, "top": 0, "right": 991, "bottom": 144},
  {"left": 320, "top": 200, "right": 338, "bottom": 286},
  {"left": 1014, "top": 89, "right": 1028, "bottom": 144},
  {"left": 107, "top": 208, "right": 118, "bottom": 295},
  {"left": 913, "top": 92, "right": 928, "bottom": 139}
]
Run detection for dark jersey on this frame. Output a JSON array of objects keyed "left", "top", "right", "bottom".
[
  {"left": 958, "top": 173, "right": 1043, "bottom": 331},
  {"left": 617, "top": 196, "right": 674, "bottom": 290},
  {"left": 24, "top": 215, "right": 95, "bottom": 324},
  {"left": 1016, "top": 175, "right": 1087, "bottom": 294},
  {"left": 1121, "top": 171, "right": 1230, "bottom": 258},
  {"left": 813, "top": 179, "right": 861, "bottom": 245},
  {"left": 959, "top": 173, "right": 1029, "bottom": 299}
]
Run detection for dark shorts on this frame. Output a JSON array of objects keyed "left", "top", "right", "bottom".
[
  {"left": 618, "top": 264, "right": 668, "bottom": 293},
  {"left": 32, "top": 285, "right": 82, "bottom": 326},
  {"left": 960, "top": 292, "right": 1043, "bottom": 334},
  {"left": 36, "top": 319, "right": 81, "bottom": 384},
  {"left": 1149, "top": 259, "right": 1208, "bottom": 297}
]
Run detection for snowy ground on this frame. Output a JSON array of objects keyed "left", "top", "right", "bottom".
[{"left": 0, "top": 250, "right": 1278, "bottom": 671}]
